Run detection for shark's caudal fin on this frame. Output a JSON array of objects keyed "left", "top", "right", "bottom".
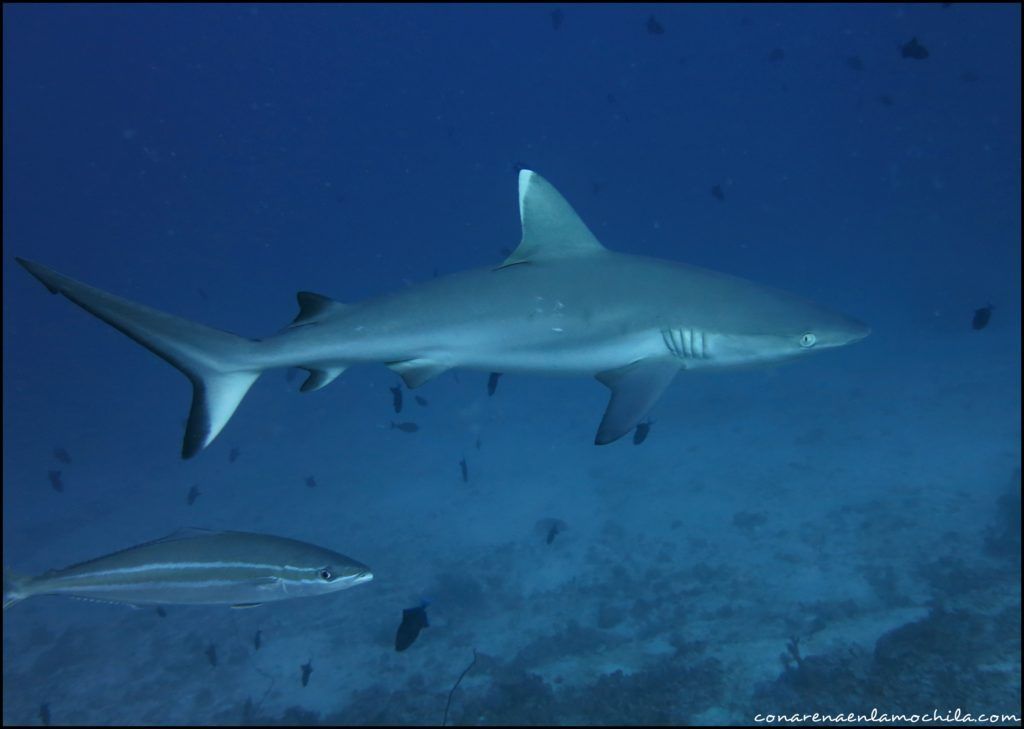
[
  {"left": 16, "top": 258, "right": 261, "bottom": 459},
  {"left": 3, "top": 568, "right": 30, "bottom": 610}
]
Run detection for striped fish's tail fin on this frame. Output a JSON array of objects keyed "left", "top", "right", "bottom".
[
  {"left": 3, "top": 568, "right": 30, "bottom": 610},
  {"left": 16, "top": 258, "right": 263, "bottom": 459}
]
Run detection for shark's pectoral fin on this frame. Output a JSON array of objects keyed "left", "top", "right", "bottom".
[
  {"left": 387, "top": 359, "right": 449, "bottom": 389},
  {"left": 497, "top": 170, "right": 607, "bottom": 269},
  {"left": 594, "top": 360, "right": 679, "bottom": 445},
  {"left": 299, "top": 366, "right": 347, "bottom": 392}
]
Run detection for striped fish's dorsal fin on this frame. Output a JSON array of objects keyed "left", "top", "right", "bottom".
[{"left": 55, "top": 528, "right": 228, "bottom": 573}]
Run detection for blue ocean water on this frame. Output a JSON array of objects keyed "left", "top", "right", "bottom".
[{"left": 2, "top": 3, "right": 1020, "bottom": 725}]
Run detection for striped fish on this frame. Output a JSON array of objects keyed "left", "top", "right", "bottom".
[{"left": 3, "top": 528, "right": 373, "bottom": 609}]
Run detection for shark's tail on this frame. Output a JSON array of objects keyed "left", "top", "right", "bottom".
[
  {"left": 16, "top": 258, "right": 262, "bottom": 459},
  {"left": 3, "top": 567, "right": 31, "bottom": 610}
]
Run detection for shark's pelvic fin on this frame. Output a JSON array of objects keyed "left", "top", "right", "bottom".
[
  {"left": 15, "top": 258, "right": 262, "bottom": 459},
  {"left": 498, "top": 170, "right": 607, "bottom": 269},
  {"left": 594, "top": 359, "right": 679, "bottom": 445},
  {"left": 290, "top": 291, "right": 348, "bottom": 328},
  {"left": 387, "top": 358, "right": 449, "bottom": 388}
]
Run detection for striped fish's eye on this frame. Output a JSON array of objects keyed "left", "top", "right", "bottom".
[
  {"left": 799, "top": 333, "right": 816, "bottom": 348},
  {"left": 319, "top": 569, "right": 333, "bottom": 581}
]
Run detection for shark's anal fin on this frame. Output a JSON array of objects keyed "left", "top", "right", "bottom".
[
  {"left": 497, "top": 170, "right": 607, "bottom": 269},
  {"left": 387, "top": 359, "right": 449, "bottom": 389},
  {"left": 594, "top": 359, "right": 679, "bottom": 445},
  {"left": 299, "top": 366, "right": 347, "bottom": 392}
]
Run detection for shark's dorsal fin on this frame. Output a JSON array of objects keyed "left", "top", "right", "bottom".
[
  {"left": 498, "top": 170, "right": 607, "bottom": 269},
  {"left": 290, "top": 292, "right": 348, "bottom": 327}
]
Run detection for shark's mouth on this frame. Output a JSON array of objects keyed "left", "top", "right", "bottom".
[{"left": 661, "top": 327, "right": 710, "bottom": 361}]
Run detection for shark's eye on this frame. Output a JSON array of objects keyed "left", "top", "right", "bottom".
[
  {"left": 319, "top": 569, "right": 333, "bottom": 581},
  {"left": 800, "top": 333, "right": 817, "bottom": 348}
]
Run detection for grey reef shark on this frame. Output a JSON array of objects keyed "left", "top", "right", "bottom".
[{"left": 17, "top": 170, "right": 869, "bottom": 458}]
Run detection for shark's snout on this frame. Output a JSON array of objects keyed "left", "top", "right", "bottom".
[
  {"left": 823, "top": 315, "right": 870, "bottom": 349},
  {"left": 845, "top": 317, "right": 871, "bottom": 343}
]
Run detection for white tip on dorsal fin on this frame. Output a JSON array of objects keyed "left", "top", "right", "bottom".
[{"left": 498, "top": 170, "right": 607, "bottom": 269}]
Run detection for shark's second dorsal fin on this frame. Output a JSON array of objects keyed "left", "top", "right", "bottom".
[
  {"left": 290, "top": 292, "right": 348, "bottom": 327},
  {"left": 498, "top": 170, "right": 607, "bottom": 269}
]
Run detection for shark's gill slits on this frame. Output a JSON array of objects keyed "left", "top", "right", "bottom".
[{"left": 662, "top": 327, "right": 708, "bottom": 361}]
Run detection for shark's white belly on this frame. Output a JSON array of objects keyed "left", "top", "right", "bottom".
[{"left": 449, "top": 328, "right": 666, "bottom": 375}]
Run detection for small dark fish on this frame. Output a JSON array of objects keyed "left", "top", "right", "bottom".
[
  {"left": 391, "top": 421, "right": 419, "bottom": 433},
  {"left": 156, "top": 607, "right": 167, "bottom": 618},
  {"left": 459, "top": 457, "right": 468, "bottom": 483},
  {"left": 878, "top": 94, "right": 894, "bottom": 107},
  {"left": 845, "top": 55, "right": 863, "bottom": 71},
  {"left": 475, "top": 437, "right": 481, "bottom": 450},
  {"left": 47, "top": 470, "right": 63, "bottom": 493},
  {"left": 414, "top": 395, "right": 429, "bottom": 407},
  {"left": 535, "top": 517, "right": 568, "bottom": 545},
  {"left": 228, "top": 447, "right": 241, "bottom": 463},
  {"left": 197, "top": 288, "right": 209, "bottom": 301},
  {"left": 390, "top": 385, "right": 403, "bottom": 413},
  {"left": 498, "top": 246, "right": 513, "bottom": 257},
  {"left": 395, "top": 602, "right": 429, "bottom": 651},
  {"left": 972, "top": 304, "right": 993, "bottom": 331},
  {"left": 633, "top": 420, "right": 653, "bottom": 445},
  {"left": 205, "top": 643, "right": 218, "bottom": 667},
  {"left": 301, "top": 659, "right": 313, "bottom": 687},
  {"left": 53, "top": 447, "right": 72, "bottom": 464},
  {"left": 253, "top": 630, "right": 262, "bottom": 650},
  {"left": 768, "top": 48, "right": 785, "bottom": 62},
  {"left": 646, "top": 15, "right": 664, "bottom": 35},
  {"left": 39, "top": 703, "right": 50, "bottom": 727},
  {"left": 550, "top": 8, "right": 563, "bottom": 30},
  {"left": 305, "top": 475, "right": 318, "bottom": 488},
  {"left": 487, "top": 372, "right": 502, "bottom": 396},
  {"left": 186, "top": 484, "right": 201, "bottom": 506},
  {"left": 711, "top": 184, "right": 725, "bottom": 202},
  {"left": 901, "top": 37, "right": 929, "bottom": 60}
]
